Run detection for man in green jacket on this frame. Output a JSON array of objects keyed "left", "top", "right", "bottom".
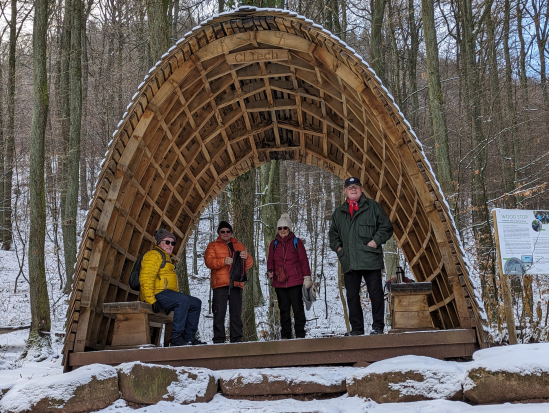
[{"left": 329, "top": 177, "right": 394, "bottom": 335}]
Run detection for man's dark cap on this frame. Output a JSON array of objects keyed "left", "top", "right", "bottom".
[
  {"left": 217, "top": 221, "right": 233, "bottom": 234},
  {"left": 344, "top": 177, "right": 362, "bottom": 188}
]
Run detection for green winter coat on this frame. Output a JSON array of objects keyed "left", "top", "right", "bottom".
[{"left": 329, "top": 194, "right": 393, "bottom": 273}]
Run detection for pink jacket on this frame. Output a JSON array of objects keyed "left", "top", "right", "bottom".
[{"left": 267, "top": 232, "right": 311, "bottom": 288}]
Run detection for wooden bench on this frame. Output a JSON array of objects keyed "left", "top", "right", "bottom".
[{"left": 103, "top": 302, "right": 173, "bottom": 349}]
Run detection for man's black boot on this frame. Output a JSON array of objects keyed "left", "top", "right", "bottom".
[
  {"left": 344, "top": 330, "right": 364, "bottom": 336},
  {"left": 170, "top": 334, "right": 186, "bottom": 346},
  {"left": 370, "top": 328, "right": 384, "bottom": 335}
]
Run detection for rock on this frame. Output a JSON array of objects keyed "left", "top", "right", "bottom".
[
  {"left": 463, "top": 343, "right": 549, "bottom": 404},
  {"left": 464, "top": 368, "right": 549, "bottom": 404},
  {"left": 117, "top": 362, "right": 217, "bottom": 405},
  {"left": 218, "top": 367, "right": 355, "bottom": 397},
  {"left": 347, "top": 355, "right": 465, "bottom": 403},
  {"left": 0, "top": 364, "right": 119, "bottom": 413}
]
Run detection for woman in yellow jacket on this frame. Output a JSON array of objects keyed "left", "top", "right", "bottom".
[{"left": 140, "top": 229, "right": 203, "bottom": 346}]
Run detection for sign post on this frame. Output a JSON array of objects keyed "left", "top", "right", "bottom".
[{"left": 492, "top": 210, "right": 518, "bottom": 344}]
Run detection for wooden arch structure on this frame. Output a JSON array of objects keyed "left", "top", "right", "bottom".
[{"left": 63, "top": 7, "right": 485, "bottom": 369}]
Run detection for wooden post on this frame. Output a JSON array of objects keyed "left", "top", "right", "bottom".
[{"left": 492, "top": 210, "right": 518, "bottom": 344}]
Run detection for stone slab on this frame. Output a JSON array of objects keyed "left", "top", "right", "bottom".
[
  {"left": 0, "top": 364, "right": 119, "bottom": 412},
  {"left": 117, "top": 362, "right": 217, "bottom": 405},
  {"left": 218, "top": 367, "right": 355, "bottom": 397}
]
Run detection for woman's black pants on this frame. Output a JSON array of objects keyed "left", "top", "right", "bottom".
[{"left": 275, "top": 285, "right": 306, "bottom": 339}]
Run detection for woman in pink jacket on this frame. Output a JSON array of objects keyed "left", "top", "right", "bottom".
[{"left": 267, "top": 214, "right": 312, "bottom": 339}]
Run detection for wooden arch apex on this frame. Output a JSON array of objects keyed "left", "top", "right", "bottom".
[{"left": 62, "top": 7, "right": 486, "bottom": 370}]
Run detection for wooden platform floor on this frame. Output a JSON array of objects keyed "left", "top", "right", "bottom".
[{"left": 69, "top": 329, "right": 477, "bottom": 370}]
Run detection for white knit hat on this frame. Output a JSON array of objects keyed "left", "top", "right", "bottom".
[{"left": 277, "top": 213, "right": 293, "bottom": 232}]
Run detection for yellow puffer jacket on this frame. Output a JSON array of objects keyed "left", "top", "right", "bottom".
[{"left": 139, "top": 246, "right": 178, "bottom": 304}]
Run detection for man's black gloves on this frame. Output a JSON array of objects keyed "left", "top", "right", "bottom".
[{"left": 151, "top": 301, "right": 161, "bottom": 313}]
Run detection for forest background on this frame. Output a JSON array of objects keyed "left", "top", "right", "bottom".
[{"left": 0, "top": 0, "right": 548, "bottom": 356}]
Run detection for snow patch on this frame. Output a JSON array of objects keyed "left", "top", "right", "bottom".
[
  {"left": 470, "top": 343, "right": 549, "bottom": 375},
  {"left": 167, "top": 367, "right": 213, "bottom": 404}
]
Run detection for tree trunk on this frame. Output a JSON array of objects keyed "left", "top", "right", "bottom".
[
  {"left": 59, "top": 0, "right": 72, "bottom": 233},
  {"left": 0, "top": 46, "right": 4, "bottom": 247},
  {"left": 517, "top": 0, "right": 530, "bottom": 197},
  {"left": 63, "top": 0, "right": 83, "bottom": 294},
  {"left": 176, "top": 246, "right": 190, "bottom": 295},
  {"left": 503, "top": 0, "right": 517, "bottom": 208},
  {"left": 26, "top": 0, "right": 52, "bottom": 357},
  {"left": 422, "top": 0, "right": 456, "bottom": 213},
  {"left": 146, "top": 0, "right": 170, "bottom": 63},
  {"left": 3, "top": 0, "right": 18, "bottom": 250},
  {"left": 218, "top": 191, "right": 229, "bottom": 222},
  {"left": 487, "top": 10, "right": 514, "bottom": 208},
  {"left": 260, "top": 161, "right": 281, "bottom": 257},
  {"left": 79, "top": 2, "right": 90, "bottom": 209},
  {"left": 460, "top": 0, "right": 499, "bottom": 312},
  {"left": 341, "top": 0, "right": 347, "bottom": 41},
  {"left": 230, "top": 170, "right": 257, "bottom": 342},
  {"left": 407, "top": 0, "right": 419, "bottom": 129},
  {"left": 370, "top": 0, "right": 387, "bottom": 83},
  {"left": 279, "top": 160, "right": 289, "bottom": 215},
  {"left": 192, "top": 222, "right": 199, "bottom": 275},
  {"left": 261, "top": 161, "right": 282, "bottom": 336},
  {"left": 172, "top": 0, "right": 180, "bottom": 42},
  {"left": 532, "top": 0, "right": 549, "bottom": 137},
  {"left": 387, "top": 0, "right": 402, "bottom": 106}
]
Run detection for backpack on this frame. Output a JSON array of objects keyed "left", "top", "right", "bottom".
[
  {"left": 129, "top": 249, "right": 167, "bottom": 291},
  {"left": 273, "top": 237, "right": 299, "bottom": 253}
]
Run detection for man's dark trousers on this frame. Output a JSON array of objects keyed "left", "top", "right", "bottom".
[
  {"left": 344, "top": 269, "right": 384, "bottom": 333},
  {"left": 155, "top": 289, "right": 202, "bottom": 342},
  {"left": 212, "top": 286, "right": 243, "bottom": 343},
  {"left": 275, "top": 285, "right": 306, "bottom": 339}
]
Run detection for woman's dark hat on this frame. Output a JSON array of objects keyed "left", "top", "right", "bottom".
[{"left": 154, "top": 228, "right": 175, "bottom": 245}]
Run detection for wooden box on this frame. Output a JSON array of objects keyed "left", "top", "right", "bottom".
[{"left": 389, "top": 282, "right": 435, "bottom": 333}]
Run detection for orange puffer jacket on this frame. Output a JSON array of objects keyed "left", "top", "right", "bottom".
[{"left": 204, "top": 237, "right": 253, "bottom": 289}]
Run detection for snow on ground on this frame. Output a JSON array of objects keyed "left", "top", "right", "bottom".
[
  {"left": 2, "top": 329, "right": 549, "bottom": 412},
  {"left": 94, "top": 395, "right": 549, "bottom": 413}
]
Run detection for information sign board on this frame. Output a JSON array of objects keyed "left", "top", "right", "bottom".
[{"left": 493, "top": 208, "right": 549, "bottom": 275}]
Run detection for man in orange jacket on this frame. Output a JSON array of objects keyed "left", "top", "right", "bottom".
[{"left": 204, "top": 221, "right": 253, "bottom": 343}]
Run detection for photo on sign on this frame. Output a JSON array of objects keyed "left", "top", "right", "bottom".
[
  {"left": 504, "top": 257, "right": 525, "bottom": 275},
  {"left": 533, "top": 210, "right": 549, "bottom": 224},
  {"left": 532, "top": 219, "right": 542, "bottom": 232}
]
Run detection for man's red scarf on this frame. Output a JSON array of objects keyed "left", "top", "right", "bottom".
[{"left": 348, "top": 199, "right": 359, "bottom": 217}]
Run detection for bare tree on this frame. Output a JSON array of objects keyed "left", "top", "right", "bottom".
[
  {"left": 25, "top": 0, "right": 52, "bottom": 358},
  {"left": 63, "top": 0, "right": 83, "bottom": 294}
]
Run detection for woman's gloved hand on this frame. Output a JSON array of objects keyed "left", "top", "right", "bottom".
[
  {"left": 303, "top": 276, "right": 313, "bottom": 289},
  {"left": 152, "top": 301, "right": 161, "bottom": 314}
]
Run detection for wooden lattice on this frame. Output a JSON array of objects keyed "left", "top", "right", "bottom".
[{"left": 62, "top": 7, "right": 486, "bottom": 370}]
